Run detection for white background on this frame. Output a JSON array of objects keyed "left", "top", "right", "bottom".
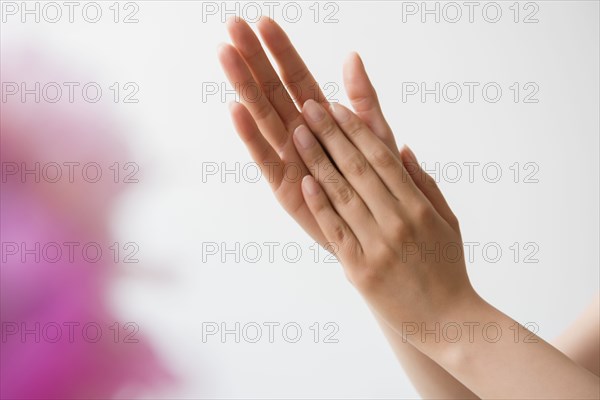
[{"left": 2, "top": 1, "right": 599, "bottom": 398}]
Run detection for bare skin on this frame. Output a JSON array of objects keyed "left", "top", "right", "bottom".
[{"left": 218, "top": 16, "right": 600, "bottom": 399}]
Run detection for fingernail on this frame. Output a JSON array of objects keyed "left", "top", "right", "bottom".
[
  {"left": 404, "top": 145, "right": 418, "bottom": 164},
  {"left": 303, "top": 99, "right": 325, "bottom": 122},
  {"left": 329, "top": 102, "right": 350, "bottom": 123},
  {"left": 293, "top": 124, "right": 316, "bottom": 149},
  {"left": 302, "top": 175, "right": 320, "bottom": 196}
]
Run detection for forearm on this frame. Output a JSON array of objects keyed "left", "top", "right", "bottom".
[
  {"left": 374, "top": 313, "right": 478, "bottom": 399},
  {"left": 552, "top": 294, "right": 600, "bottom": 376},
  {"left": 401, "top": 293, "right": 600, "bottom": 399}
]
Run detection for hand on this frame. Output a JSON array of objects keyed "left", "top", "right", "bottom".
[
  {"left": 293, "top": 99, "right": 476, "bottom": 327},
  {"left": 218, "top": 16, "right": 398, "bottom": 246}
]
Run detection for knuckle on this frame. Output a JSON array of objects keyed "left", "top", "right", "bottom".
[
  {"left": 414, "top": 204, "right": 436, "bottom": 226},
  {"left": 330, "top": 229, "right": 359, "bottom": 262},
  {"left": 253, "top": 99, "right": 272, "bottom": 121},
  {"left": 370, "top": 241, "right": 396, "bottom": 266},
  {"left": 447, "top": 213, "right": 460, "bottom": 231},
  {"left": 319, "top": 121, "right": 338, "bottom": 140},
  {"left": 261, "top": 81, "right": 283, "bottom": 103},
  {"left": 344, "top": 153, "right": 369, "bottom": 177},
  {"left": 344, "top": 120, "right": 363, "bottom": 139},
  {"left": 389, "top": 217, "right": 414, "bottom": 241},
  {"left": 333, "top": 184, "right": 355, "bottom": 206},
  {"left": 349, "top": 94, "right": 378, "bottom": 113},
  {"left": 370, "top": 147, "right": 397, "bottom": 169},
  {"left": 354, "top": 268, "right": 383, "bottom": 292},
  {"left": 285, "top": 66, "right": 310, "bottom": 86},
  {"left": 254, "top": 143, "right": 272, "bottom": 164},
  {"left": 331, "top": 223, "right": 350, "bottom": 245},
  {"left": 311, "top": 152, "right": 329, "bottom": 172},
  {"left": 311, "top": 194, "right": 329, "bottom": 214}
]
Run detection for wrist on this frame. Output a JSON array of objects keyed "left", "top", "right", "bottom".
[{"left": 398, "top": 286, "right": 487, "bottom": 346}]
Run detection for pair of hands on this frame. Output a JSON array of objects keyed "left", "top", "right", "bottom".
[{"left": 218, "top": 17, "right": 475, "bottom": 329}]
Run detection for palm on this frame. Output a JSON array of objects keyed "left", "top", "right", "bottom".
[{"left": 218, "top": 17, "right": 398, "bottom": 246}]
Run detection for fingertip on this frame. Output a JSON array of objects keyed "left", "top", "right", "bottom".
[
  {"left": 228, "top": 100, "right": 239, "bottom": 113},
  {"left": 401, "top": 145, "right": 418, "bottom": 165},
  {"left": 293, "top": 124, "right": 316, "bottom": 150},
  {"left": 216, "top": 43, "right": 230, "bottom": 65},
  {"left": 225, "top": 15, "right": 237, "bottom": 27},
  {"left": 257, "top": 15, "right": 284, "bottom": 40},
  {"left": 345, "top": 51, "right": 361, "bottom": 65},
  {"left": 343, "top": 51, "right": 365, "bottom": 81},
  {"left": 302, "top": 99, "right": 326, "bottom": 122},
  {"left": 258, "top": 15, "right": 272, "bottom": 23},
  {"left": 328, "top": 102, "right": 351, "bottom": 123},
  {"left": 257, "top": 15, "right": 275, "bottom": 28},
  {"left": 217, "top": 42, "right": 232, "bottom": 57},
  {"left": 354, "top": 51, "right": 365, "bottom": 66},
  {"left": 400, "top": 145, "right": 421, "bottom": 178},
  {"left": 302, "top": 175, "right": 320, "bottom": 196},
  {"left": 302, "top": 98, "right": 315, "bottom": 109},
  {"left": 217, "top": 43, "right": 246, "bottom": 71}
]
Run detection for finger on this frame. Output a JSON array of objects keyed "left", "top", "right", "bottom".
[
  {"left": 292, "top": 124, "right": 377, "bottom": 245},
  {"left": 257, "top": 17, "right": 327, "bottom": 107},
  {"left": 327, "top": 102, "right": 431, "bottom": 210},
  {"left": 301, "top": 100, "right": 399, "bottom": 224},
  {"left": 230, "top": 100, "right": 326, "bottom": 245},
  {"left": 301, "top": 175, "right": 363, "bottom": 263},
  {"left": 343, "top": 52, "right": 398, "bottom": 153},
  {"left": 400, "top": 146, "right": 460, "bottom": 231},
  {"left": 218, "top": 43, "right": 290, "bottom": 152},
  {"left": 229, "top": 101, "right": 284, "bottom": 190},
  {"left": 226, "top": 17, "right": 301, "bottom": 130}
]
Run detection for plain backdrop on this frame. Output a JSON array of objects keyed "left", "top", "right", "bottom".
[{"left": 2, "top": 1, "right": 599, "bottom": 398}]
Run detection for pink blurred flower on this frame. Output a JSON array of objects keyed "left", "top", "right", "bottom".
[{"left": 1, "top": 49, "right": 172, "bottom": 399}]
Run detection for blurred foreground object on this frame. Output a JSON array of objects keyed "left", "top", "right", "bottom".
[{"left": 0, "top": 49, "right": 171, "bottom": 399}]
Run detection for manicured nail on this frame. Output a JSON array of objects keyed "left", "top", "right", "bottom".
[
  {"left": 303, "top": 99, "right": 325, "bottom": 122},
  {"left": 329, "top": 102, "right": 350, "bottom": 123},
  {"left": 293, "top": 124, "right": 316, "bottom": 149},
  {"left": 302, "top": 175, "right": 320, "bottom": 196}
]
